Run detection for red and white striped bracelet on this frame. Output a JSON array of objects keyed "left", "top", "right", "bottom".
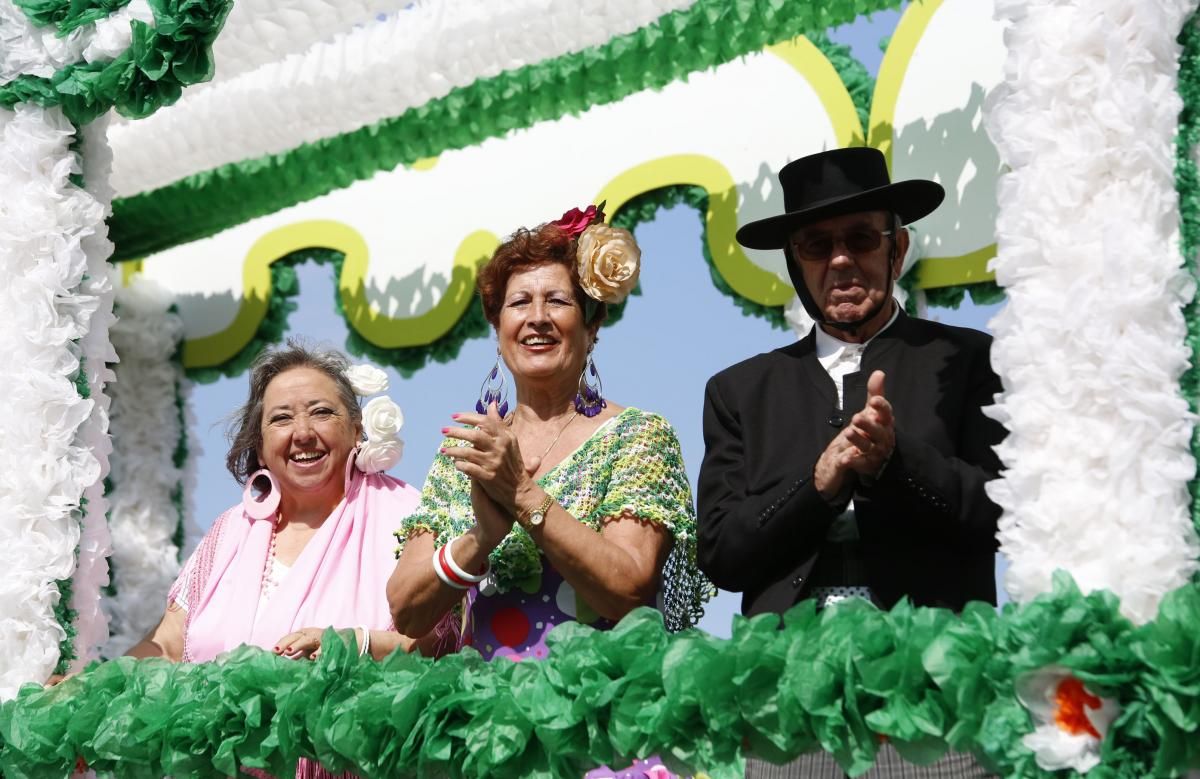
[{"left": 431, "top": 536, "right": 490, "bottom": 590}]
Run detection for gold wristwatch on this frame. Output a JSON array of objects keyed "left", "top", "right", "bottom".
[{"left": 517, "top": 493, "right": 555, "bottom": 529}]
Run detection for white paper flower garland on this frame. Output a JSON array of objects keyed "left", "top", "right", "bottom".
[
  {"left": 0, "top": 104, "right": 113, "bottom": 697},
  {"left": 108, "top": 0, "right": 696, "bottom": 197},
  {"left": 985, "top": 0, "right": 1200, "bottom": 625},
  {"left": 66, "top": 114, "right": 118, "bottom": 673},
  {"left": 102, "top": 277, "right": 190, "bottom": 657}
]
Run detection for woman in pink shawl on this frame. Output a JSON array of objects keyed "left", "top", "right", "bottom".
[{"left": 127, "top": 342, "right": 422, "bottom": 774}]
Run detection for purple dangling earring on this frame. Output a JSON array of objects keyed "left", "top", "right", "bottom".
[
  {"left": 476, "top": 348, "right": 510, "bottom": 417},
  {"left": 574, "top": 349, "right": 606, "bottom": 418}
]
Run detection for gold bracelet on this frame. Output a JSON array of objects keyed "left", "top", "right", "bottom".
[{"left": 517, "top": 493, "right": 555, "bottom": 529}]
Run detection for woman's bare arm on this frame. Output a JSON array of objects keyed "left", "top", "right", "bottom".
[{"left": 125, "top": 602, "right": 186, "bottom": 662}]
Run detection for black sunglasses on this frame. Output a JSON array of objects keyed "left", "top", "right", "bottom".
[{"left": 791, "top": 227, "right": 894, "bottom": 262}]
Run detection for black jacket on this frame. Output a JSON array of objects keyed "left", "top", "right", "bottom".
[{"left": 697, "top": 311, "right": 1004, "bottom": 617}]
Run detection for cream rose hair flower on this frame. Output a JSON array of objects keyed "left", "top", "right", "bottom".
[{"left": 576, "top": 223, "right": 640, "bottom": 304}]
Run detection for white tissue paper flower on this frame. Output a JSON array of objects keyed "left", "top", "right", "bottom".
[
  {"left": 355, "top": 438, "right": 403, "bottom": 473},
  {"left": 1016, "top": 666, "right": 1119, "bottom": 773},
  {"left": 343, "top": 364, "right": 389, "bottom": 396},
  {"left": 362, "top": 395, "right": 403, "bottom": 440}
]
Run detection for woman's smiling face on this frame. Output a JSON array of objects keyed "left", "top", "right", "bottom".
[
  {"left": 258, "top": 366, "right": 360, "bottom": 506},
  {"left": 497, "top": 262, "right": 595, "bottom": 386}
]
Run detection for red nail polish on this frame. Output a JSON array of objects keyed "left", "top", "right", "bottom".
[
  {"left": 441, "top": 427, "right": 449, "bottom": 434},
  {"left": 451, "top": 413, "right": 461, "bottom": 419}
]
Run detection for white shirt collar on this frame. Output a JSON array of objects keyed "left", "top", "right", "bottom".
[{"left": 814, "top": 301, "right": 901, "bottom": 365}]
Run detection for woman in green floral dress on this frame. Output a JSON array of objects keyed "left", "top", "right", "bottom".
[{"left": 388, "top": 205, "right": 709, "bottom": 776}]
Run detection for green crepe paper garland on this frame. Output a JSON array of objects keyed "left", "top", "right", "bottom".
[
  {"left": 0, "top": 0, "right": 233, "bottom": 125},
  {"left": 3, "top": 574, "right": 1200, "bottom": 777},
  {"left": 107, "top": 0, "right": 904, "bottom": 261},
  {"left": 14, "top": 0, "right": 133, "bottom": 35},
  {"left": 1178, "top": 17, "right": 1200, "bottom": 545}
]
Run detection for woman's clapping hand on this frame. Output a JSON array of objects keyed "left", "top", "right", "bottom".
[{"left": 440, "top": 403, "right": 536, "bottom": 513}]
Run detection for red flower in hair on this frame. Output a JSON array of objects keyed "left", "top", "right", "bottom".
[{"left": 552, "top": 202, "right": 606, "bottom": 236}]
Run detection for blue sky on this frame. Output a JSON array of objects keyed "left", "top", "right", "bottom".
[{"left": 183, "top": 5, "right": 1006, "bottom": 637}]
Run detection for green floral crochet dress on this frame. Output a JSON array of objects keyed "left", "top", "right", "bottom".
[{"left": 396, "top": 407, "right": 709, "bottom": 659}]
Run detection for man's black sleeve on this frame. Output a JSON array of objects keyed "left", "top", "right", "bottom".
[
  {"left": 695, "top": 376, "right": 842, "bottom": 592},
  {"left": 866, "top": 341, "right": 1004, "bottom": 549}
]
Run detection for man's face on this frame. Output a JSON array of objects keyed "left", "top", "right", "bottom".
[{"left": 789, "top": 210, "right": 906, "bottom": 326}]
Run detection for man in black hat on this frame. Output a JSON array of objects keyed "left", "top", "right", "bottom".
[{"left": 696, "top": 147, "right": 1002, "bottom": 774}]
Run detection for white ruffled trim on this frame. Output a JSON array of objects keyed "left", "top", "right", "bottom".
[
  {"left": 0, "top": 0, "right": 154, "bottom": 86},
  {"left": 0, "top": 105, "right": 111, "bottom": 697},
  {"left": 101, "top": 276, "right": 189, "bottom": 657},
  {"left": 985, "top": 0, "right": 1200, "bottom": 625},
  {"left": 200, "top": 0, "right": 418, "bottom": 90},
  {"left": 179, "top": 376, "right": 202, "bottom": 555},
  {"left": 108, "top": 0, "right": 697, "bottom": 197},
  {"left": 66, "top": 115, "right": 117, "bottom": 672}
]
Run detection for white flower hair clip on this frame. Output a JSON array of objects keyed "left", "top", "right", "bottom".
[
  {"left": 343, "top": 363, "right": 403, "bottom": 473},
  {"left": 344, "top": 363, "right": 389, "bottom": 396}
]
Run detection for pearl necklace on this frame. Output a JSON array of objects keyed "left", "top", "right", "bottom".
[{"left": 260, "top": 515, "right": 282, "bottom": 603}]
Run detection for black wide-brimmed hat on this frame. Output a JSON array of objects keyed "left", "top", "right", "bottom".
[{"left": 735, "top": 147, "right": 945, "bottom": 250}]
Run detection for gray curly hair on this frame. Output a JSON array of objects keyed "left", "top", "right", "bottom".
[{"left": 225, "top": 339, "right": 363, "bottom": 484}]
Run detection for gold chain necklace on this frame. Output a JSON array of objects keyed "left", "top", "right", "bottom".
[{"left": 514, "top": 409, "right": 580, "bottom": 465}]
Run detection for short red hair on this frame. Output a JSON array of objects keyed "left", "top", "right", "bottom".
[{"left": 477, "top": 222, "right": 608, "bottom": 329}]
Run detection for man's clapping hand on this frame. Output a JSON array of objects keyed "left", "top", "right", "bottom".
[{"left": 814, "top": 370, "right": 895, "bottom": 500}]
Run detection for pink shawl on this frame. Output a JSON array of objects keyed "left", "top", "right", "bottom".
[{"left": 170, "top": 468, "right": 419, "bottom": 662}]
